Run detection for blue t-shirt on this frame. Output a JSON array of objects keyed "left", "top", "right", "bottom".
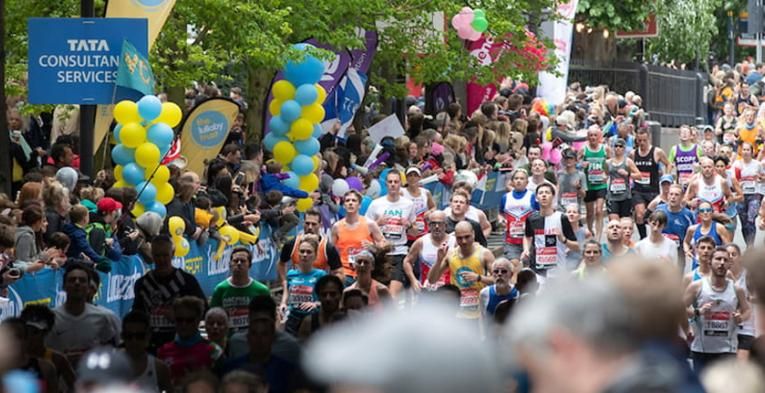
[
  {"left": 219, "top": 354, "right": 301, "bottom": 393},
  {"left": 285, "top": 269, "right": 327, "bottom": 314},
  {"left": 657, "top": 205, "right": 695, "bottom": 245}
]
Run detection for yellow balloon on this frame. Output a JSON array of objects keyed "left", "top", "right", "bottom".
[
  {"left": 296, "top": 197, "right": 313, "bottom": 212},
  {"left": 156, "top": 183, "right": 175, "bottom": 205},
  {"left": 114, "top": 100, "right": 141, "bottom": 124},
  {"left": 131, "top": 202, "right": 145, "bottom": 217},
  {"left": 168, "top": 216, "right": 186, "bottom": 238},
  {"left": 157, "top": 102, "right": 183, "bottom": 128},
  {"left": 114, "top": 165, "right": 124, "bottom": 182},
  {"left": 272, "top": 80, "right": 296, "bottom": 101},
  {"left": 311, "top": 155, "right": 321, "bottom": 171},
  {"left": 298, "top": 173, "right": 319, "bottom": 192},
  {"left": 113, "top": 180, "right": 128, "bottom": 189},
  {"left": 120, "top": 123, "right": 147, "bottom": 148},
  {"left": 273, "top": 141, "right": 297, "bottom": 165},
  {"left": 174, "top": 237, "right": 190, "bottom": 257},
  {"left": 268, "top": 99, "right": 283, "bottom": 116},
  {"left": 219, "top": 225, "right": 240, "bottom": 245},
  {"left": 315, "top": 84, "right": 327, "bottom": 105},
  {"left": 150, "top": 165, "right": 170, "bottom": 185},
  {"left": 289, "top": 119, "right": 313, "bottom": 141},
  {"left": 135, "top": 143, "right": 161, "bottom": 169},
  {"left": 302, "top": 104, "right": 325, "bottom": 123}
]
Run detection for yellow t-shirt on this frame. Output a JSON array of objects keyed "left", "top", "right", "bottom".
[{"left": 448, "top": 245, "right": 486, "bottom": 319}]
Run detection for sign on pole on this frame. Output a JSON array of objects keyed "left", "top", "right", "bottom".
[{"left": 27, "top": 18, "right": 149, "bottom": 104}]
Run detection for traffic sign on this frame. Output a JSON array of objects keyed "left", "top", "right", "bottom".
[{"left": 27, "top": 18, "right": 148, "bottom": 104}]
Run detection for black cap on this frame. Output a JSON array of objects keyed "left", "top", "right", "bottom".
[{"left": 77, "top": 347, "right": 132, "bottom": 385}]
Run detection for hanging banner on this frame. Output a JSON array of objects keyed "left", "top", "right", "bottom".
[
  {"left": 93, "top": 0, "right": 177, "bottom": 152},
  {"left": 425, "top": 82, "right": 455, "bottom": 114},
  {"left": 536, "top": 0, "right": 578, "bottom": 106},
  {"left": 466, "top": 36, "right": 507, "bottom": 115},
  {"left": 179, "top": 97, "right": 240, "bottom": 175}
]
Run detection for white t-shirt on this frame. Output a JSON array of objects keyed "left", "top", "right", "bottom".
[
  {"left": 365, "top": 195, "right": 416, "bottom": 255},
  {"left": 634, "top": 235, "right": 678, "bottom": 265},
  {"left": 46, "top": 303, "right": 120, "bottom": 365}
]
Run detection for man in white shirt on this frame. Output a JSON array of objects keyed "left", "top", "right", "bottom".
[{"left": 634, "top": 210, "right": 678, "bottom": 266}]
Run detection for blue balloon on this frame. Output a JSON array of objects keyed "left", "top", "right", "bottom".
[
  {"left": 137, "top": 95, "right": 162, "bottom": 122},
  {"left": 291, "top": 154, "right": 314, "bottom": 176},
  {"left": 360, "top": 195, "right": 372, "bottom": 215},
  {"left": 269, "top": 116, "right": 289, "bottom": 135},
  {"left": 294, "top": 137, "right": 320, "bottom": 156},
  {"left": 295, "top": 84, "right": 318, "bottom": 106},
  {"left": 112, "top": 144, "right": 135, "bottom": 166},
  {"left": 137, "top": 181, "right": 157, "bottom": 205},
  {"left": 264, "top": 133, "right": 287, "bottom": 152},
  {"left": 283, "top": 171, "right": 300, "bottom": 189},
  {"left": 280, "top": 100, "right": 302, "bottom": 123},
  {"left": 147, "top": 123, "right": 174, "bottom": 147},
  {"left": 123, "top": 163, "right": 145, "bottom": 185},
  {"left": 113, "top": 124, "right": 123, "bottom": 143},
  {"left": 147, "top": 201, "right": 167, "bottom": 218},
  {"left": 312, "top": 124, "right": 323, "bottom": 138},
  {"left": 159, "top": 144, "right": 170, "bottom": 158},
  {"left": 284, "top": 44, "right": 324, "bottom": 86}
]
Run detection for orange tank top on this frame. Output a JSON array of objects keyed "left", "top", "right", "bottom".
[
  {"left": 336, "top": 216, "right": 372, "bottom": 278},
  {"left": 290, "top": 234, "right": 330, "bottom": 271}
]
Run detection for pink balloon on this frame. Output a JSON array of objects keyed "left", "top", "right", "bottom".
[
  {"left": 541, "top": 142, "right": 552, "bottom": 162},
  {"left": 549, "top": 148, "right": 562, "bottom": 166},
  {"left": 458, "top": 28, "right": 473, "bottom": 40},
  {"left": 466, "top": 29, "right": 483, "bottom": 41}
]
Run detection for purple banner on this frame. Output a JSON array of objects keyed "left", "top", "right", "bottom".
[
  {"left": 349, "top": 30, "right": 379, "bottom": 74},
  {"left": 426, "top": 82, "right": 456, "bottom": 115}
]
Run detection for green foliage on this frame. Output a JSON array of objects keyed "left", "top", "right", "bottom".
[
  {"left": 577, "top": 0, "right": 654, "bottom": 31},
  {"left": 646, "top": 0, "right": 723, "bottom": 65}
]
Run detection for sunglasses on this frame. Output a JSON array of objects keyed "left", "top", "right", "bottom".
[
  {"left": 698, "top": 208, "right": 713, "bottom": 213},
  {"left": 429, "top": 221, "right": 445, "bottom": 226},
  {"left": 493, "top": 269, "right": 508, "bottom": 274}
]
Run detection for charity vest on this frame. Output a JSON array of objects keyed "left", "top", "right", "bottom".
[
  {"left": 448, "top": 245, "right": 486, "bottom": 320},
  {"left": 336, "top": 217, "right": 372, "bottom": 278},
  {"left": 691, "top": 278, "right": 738, "bottom": 354},
  {"left": 419, "top": 233, "right": 454, "bottom": 287},
  {"left": 673, "top": 144, "right": 699, "bottom": 186},
  {"left": 290, "top": 234, "right": 330, "bottom": 271},
  {"left": 696, "top": 176, "right": 725, "bottom": 213},
  {"left": 584, "top": 144, "right": 607, "bottom": 190},
  {"left": 402, "top": 187, "right": 430, "bottom": 241},
  {"left": 503, "top": 190, "right": 534, "bottom": 245}
]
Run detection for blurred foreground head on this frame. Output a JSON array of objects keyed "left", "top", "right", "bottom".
[{"left": 303, "top": 298, "right": 503, "bottom": 393}]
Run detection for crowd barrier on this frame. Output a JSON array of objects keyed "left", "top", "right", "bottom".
[{"left": 0, "top": 172, "right": 509, "bottom": 319}]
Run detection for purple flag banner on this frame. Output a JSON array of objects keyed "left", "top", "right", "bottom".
[
  {"left": 425, "top": 82, "right": 455, "bottom": 115},
  {"left": 349, "top": 30, "right": 379, "bottom": 74}
]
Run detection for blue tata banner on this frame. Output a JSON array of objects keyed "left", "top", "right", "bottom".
[
  {"left": 0, "top": 224, "right": 279, "bottom": 319},
  {"left": 27, "top": 18, "right": 149, "bottom": 104}
]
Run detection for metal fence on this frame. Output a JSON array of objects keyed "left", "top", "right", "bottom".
[{"left": 569, "top": 61, "right": 706, "bottom": 127}]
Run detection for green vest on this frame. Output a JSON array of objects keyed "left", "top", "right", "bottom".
[{"left": 584, "top": 144, "right": 607, "bottom": 190}]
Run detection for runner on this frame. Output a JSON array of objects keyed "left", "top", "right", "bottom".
[
  {"left": 656, "top": 184, "right": 696, "bottom": 270},
  {"left": 684, "top": 157, "right": 733, "bottom": 213},
  {"left": 579, "top": 125, "right": 610, "bottom": 240},
  {"left": 403, "top": 210, "right": 455, "bottom": 292},
  {"left": 277, "top": 208, "right": 343, "bottom": 284},
  {"left": 606, "top": 138, "right": 641, "bottom": 220},
  {"left": 683, "top": 202, "right": 732, "bottom": 261},
  {"left": 556, "top": 149, "right": 586, "bottom": 213},
  {"left": 478, "top": 258, "right": 518, "bottom": 324},
  {"left": 683, "top": 236, "right": 716, "bottom": 287},
  {"left": 601, "top": 219, "right": 631, "bottom": 262},
  {"left": 732, "top": 143, "right": 765, "bottom": 246},
  {"left": 401, "top": 167, "right": 436, "bottom": 242},
  {"left": 634, "top": 211, "right": 678, "bottom": 265},
  {"left": 344, "top": 249, "right": 390, "bottom": 308},
  {"left": 522, "top": 183, "right": 579, "bottom": 273},
  {"left": 736, "top": 108, "right": 762, "bottom": 157},
  {"left": 428, "top": 221, "right": 495, "bottom": 320},
  {"left": 572, "top": 240, "right": 605, "bottom": 279},
  {"left": 444, "top": 190, "right": 488, "bottom": 247},
  {"left": 500, "top": 170, "right": 537, "bottom": 260},
  {"left": 364, "top": 170, "right": 417, "bottom": 297},
  {"left": 527, "top": 159, "right": 557, "bottom": 201},
  {"left": 279, "top": 237, "right": 327, "bottom": 336},
  {"left": 684, "top": 246, "right": 750, "bottom": 373},
  {"left": 630, "top": 127, "right": 670, "bottom": 239},
  {"left": 564, "top": 205, "right": 591, "bottom": 270},
  {"left": 668, "top": 125, "right": 703, "bottom": 189},
  {"left": 443, "top": 182, "right": 493, "bottom": 239},
  {"left": 210, "top": 246, "right": 270, "bottom": 333},
  {"left": 714, "top": 154, "right": 743, "bottom": 236},
  {"left": 331, "top": 190, "right": 386, "bottom": 286}
]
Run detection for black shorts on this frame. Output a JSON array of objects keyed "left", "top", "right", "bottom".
[
  {"left": 738, "top": 334, "right": 755, "bottom": 350},
  {"left": 632, "top": 191, "right": 658, "bottom": 207},
  {"left": 388, "top": 254, "right": 408, "bottom": 285},
  {"left": 584, "top": 189, "right": 606, "bottom": 203},
  {"left": 607, "top": 199, "right": 633, "bottom": 217}
]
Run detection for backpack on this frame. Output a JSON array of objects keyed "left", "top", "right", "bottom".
[{"left": 85, "top": 222, "right": 110, "bottom": 256}]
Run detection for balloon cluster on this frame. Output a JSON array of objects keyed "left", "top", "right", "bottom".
[
  {"left": 451, "top": 7, "right": 489, "bottom": 41},
  {"left": 111, "top": 95, "right": 183, "bottom": 218},
  {"left": 264, "top": 44, "right": 326, "bottom": 212},
  {"left": 168, "top": 216, "right": 190, "bottom": 257}
]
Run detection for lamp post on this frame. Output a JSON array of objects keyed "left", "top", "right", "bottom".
[
  {"left": 79, "top": 0, "right": 96, "bottom": 177},
  {"left": 729, "top": 10, "right": 735, "bottom": 65}
]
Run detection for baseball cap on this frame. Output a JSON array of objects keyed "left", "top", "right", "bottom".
[
  {"left": 77, "top": 347, "right": 132, "bottom": 385},
  {"left": 22, "top": 316, "right": 50, "bottom": 331},
  {"left": 614, "top": 138, "right": 627, "bottom": 147},
  {"left": 660, "top": 175, "right": 674, "bottom": 184},
  {"left": 96, "top": 197, "right": 123, "bottom": 213},
  {"left": 562, "top": 149, "right": 577, "bottom": 159},
  {"left": 406, "top": 167, "right": 422, "bottom": 176}
]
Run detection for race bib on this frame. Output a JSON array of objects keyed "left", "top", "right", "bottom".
[
  {"left": 459, "top": 288, "right": 480, "bottom": 311},
  {"left": 635, "top": 171, "right": 651, "bottom": 185},
  {"left": 229, "top": 312, "right": 249, "bottom": 330},
  {"left": 561, "top": 192, "right": 577, "bottom": 208},
  {"left": 742, "top": 176, "right": 757, "bottom": 194},
  {"left": 382, "top": 224, "right": 404, "bottom": 241},
  {"left": 704, "top": 311, "right": 732, "bottom": 337},
  {"left": 610, "top": 178, "right": 627, "bottom": 193},
  {"left": 536, "top": 245, "right": 558, "bottom": 269},
  {"left": 510, "top": 222, "right": 525, "bottom": 238},
  {"left": 679, "top": 172, "right": 692, "bottom": 186},
  {"left": 288, "top": 285, "right": 314, "bottom": 308},
  {"left": 589, "top": 169, "right": 605, "bottom": 183},
  {"left": 665, "top": 233, "right": 680, "bottom": 247},
  {"left": 150, "top": 306, "right": 173, "bottom": 328}
]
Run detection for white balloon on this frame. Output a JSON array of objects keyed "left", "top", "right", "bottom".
[
  {"left": 455, "top": 170, "right": 478, "bottom": 188},
  {"left": 366, "top": 179, "right": 381, "bottom": 198},
  {"left": 331, "top": 179, "right": 350, "bottom": 196}
]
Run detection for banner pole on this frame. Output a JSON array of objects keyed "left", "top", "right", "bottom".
[{"left": 79, "top": 0, "right": 96, "bottom": 177}]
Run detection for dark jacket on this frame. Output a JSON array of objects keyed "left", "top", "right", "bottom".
[
  {"left": 63, "top": 222, "right": 104, "bottom": 262},
  {"left": 165, "top": 197, "right": 197, "bottom": 238}
]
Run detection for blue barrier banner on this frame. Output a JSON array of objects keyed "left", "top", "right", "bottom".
[
  {"left": 27, "top": 18, "right": 149, "bottom": 104},
  {"left": 2, "top": 224, "right": 279, "bottom": 319}
]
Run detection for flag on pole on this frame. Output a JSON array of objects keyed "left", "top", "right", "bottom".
[{"left": 116, "top": 40, "right": 155, "bottom": 96}]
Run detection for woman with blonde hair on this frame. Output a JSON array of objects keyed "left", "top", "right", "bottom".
[{"left": 43, "top": 181, "right": 70, "bottom": 243}]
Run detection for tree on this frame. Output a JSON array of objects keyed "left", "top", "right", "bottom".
[
  {"left": 646, "top": 0, "right": 723, "bottom": 66},
  {"left": 576, "top": 0, "right": 654, "bottom": 31}
]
